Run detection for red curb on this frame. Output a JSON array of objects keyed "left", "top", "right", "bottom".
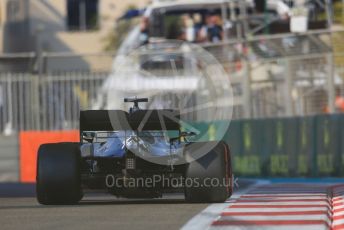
[{"left": 212, "top": 220, "right": 330, "bottom": 227}]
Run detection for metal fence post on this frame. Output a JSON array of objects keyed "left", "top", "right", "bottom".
[
  {"left": 31, "top": 74, "right": 41, "bottom": 130},
  {"left": 327, "top": 52, "right": 336, "bottom": 114},
  {"left": 284, "top": 58, "right": 294, "bottom": 117},
  {"left": 5, "top": 73, "right": 13, "bottom": 135},
  {"left": 342, "top": 0, "right": 344, "bottom": 24},
  {"left": 243, "top": 59, "right": 252, "bottom": 119},
  {"left": 325, "top": 0, "right": 333, "bottom": 28}
]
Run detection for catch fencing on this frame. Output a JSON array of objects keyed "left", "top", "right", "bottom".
[
  {"left": 204, "top": 29, "right": 344, "bottom": 119},
  {"left": 0, "top": 29, "right": 343, "bottom": 181},
  {"left": 0, "top": 73, "right": 107, "bottom": 133},
  {"left": 0, "top": 30, "right": 342, "bottom": 132}
]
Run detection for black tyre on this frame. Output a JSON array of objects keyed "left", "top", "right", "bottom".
[
  {"left": 36, "top": 142, "right": 82, "bottom": 205},
  {"left": 185, "top": 141, "right": 232, "bottom": 203}
]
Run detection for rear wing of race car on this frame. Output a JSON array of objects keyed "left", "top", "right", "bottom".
[
  {"left": 129, "top": 110, "right": 180, "bottom": 130},
  {"left": 80, "top": 110, "right": 129, "bottom": 132},
  {"left": 80, "top": 109, "right": 180, "bottom": 133}
]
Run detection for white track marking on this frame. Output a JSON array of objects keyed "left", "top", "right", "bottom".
[
  {"left": 181, "top": 180, "right": 269, "bottom": 230},
  {"left": 181, "top": 181, "right": 344, "bottom": 230}
]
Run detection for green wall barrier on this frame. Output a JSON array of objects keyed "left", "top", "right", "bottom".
[
  {"left": 341, "top": 116, "right": 344, "bottom": 175},
  {"left": 267, "top": 118, "right": 298, "bottom": 177},
  {"left": 314, "top": 115, "right": 342, "bottom": 176},
  {"left": 186, "top": 114, "right": 344, "bottom": 177},
  {"left": 238, "top": 120, "right": 263, "bottom": 176},
  {"left": 284, "top": 118, "right": 299, "bottom": 176},
  {"left": 297, "top": 117, "right": 314, "bottom": 177}
]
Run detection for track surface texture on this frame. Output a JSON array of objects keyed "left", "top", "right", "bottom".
[
  {"left": 0, "top": 180, "right": 253, "bottom": 230},
  {"left": 3, "top": 180, "right": 344, "bottom": 230}
]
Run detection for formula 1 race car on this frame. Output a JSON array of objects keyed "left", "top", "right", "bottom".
[{"left": 36, "top": 98, "right": 232, "bottom": 205}]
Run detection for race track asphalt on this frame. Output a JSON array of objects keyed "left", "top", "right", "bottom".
[{"left": 0, "top": 180, "right": 254, "bottom": 230}]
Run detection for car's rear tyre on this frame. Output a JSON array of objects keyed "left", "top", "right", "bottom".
[
  {"left": 36, "top": 143, "right": 82, "bottom": 205},
  {"left": 185, "top": 141, "right": 232, "bottom": 203}
]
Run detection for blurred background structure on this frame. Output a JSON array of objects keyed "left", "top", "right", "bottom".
[
  {"left": 0, "top": 0, "right": 343, "bottom": 181},
  {"left": 0, "top": 0, "right": 151, "bottom": 71}
]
